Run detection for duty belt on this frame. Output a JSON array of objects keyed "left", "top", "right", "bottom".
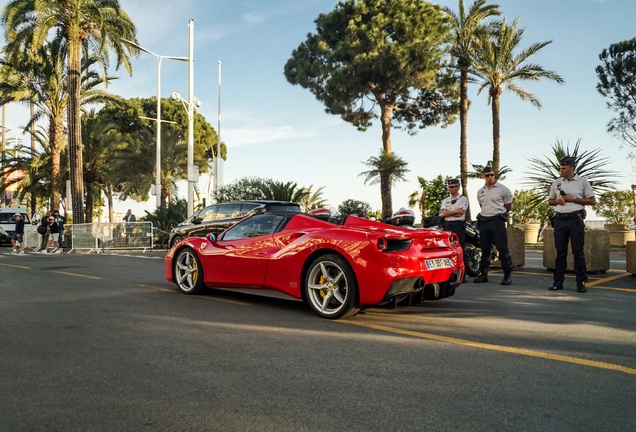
[{"left": 555, "top": 210, "right": 584, "bottom": 220}]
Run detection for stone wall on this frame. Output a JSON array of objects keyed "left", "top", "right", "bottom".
[
  {"left": 542, "top": 228, "right": 610, "bottom": 273},
  {"left": 627, "top": 241, "right": 636, "bottom": 275},
  {"left": 491, "top": 226, "right": 525, "bottom": 269}
]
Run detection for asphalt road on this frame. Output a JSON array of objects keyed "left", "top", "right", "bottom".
[{"left": 0, "top": 247, "right": 634, "bottom": 431}]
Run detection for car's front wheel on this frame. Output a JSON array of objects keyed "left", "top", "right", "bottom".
[
  {"left": 304, "top": 254, "right": 360, "bottom": 319},
  {"left": 174, "top": 247, "right": 205, "bottom": 294},
  {"left": 170, "top": 235, "right": 184, "bottom": 249}
]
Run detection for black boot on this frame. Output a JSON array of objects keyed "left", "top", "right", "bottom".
[
  {"left": 501, "top": 273, "right": 511, "bottom": 285},
  {"left": 549, "top": 282, "right": 564, "bottom": 291},
  {"left": 474, "top": 273, "right": 489, "bottom": 283}
]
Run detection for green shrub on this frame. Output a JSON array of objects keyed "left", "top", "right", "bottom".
[{"left": 595, "top": 190, "right": 633, "bottom": 224}]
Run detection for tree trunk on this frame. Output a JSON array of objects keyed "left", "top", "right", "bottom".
[
  {"left": 30, "top": 103, "right": 38, "bottom": 214},
  {"left": 380, "top": 172, "right": 392, "bottom": 221},
  {"left": 49, "top": 115, "right": 64, "bottom": 212},
  {"left": 379, "top": 102, "right": 394, "bottom": 220},
  {"left": 1, "top": 105, "right": 5, "bottom": 206},
  {"left": 459, "top": 68, "right": 471, "bottom": 221},
  {"left": 490, "top": 87, "right": 502, "bottom": 176},
  {"left": 107, "top": 185, "right": 114, "bottom": 223},
  {"left": 68, "top": 36, "right": 85, "bottom": 224}
]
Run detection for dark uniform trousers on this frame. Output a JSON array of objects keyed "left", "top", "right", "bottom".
[
  {"left": 444, "top": 220, "right": 465, "bottom": 252},
  {"left": 553, "top": 216, "right": 587, "bottom": 284},
  {"left": 478, "top": 216, "right": 513, "bottom": 275}
]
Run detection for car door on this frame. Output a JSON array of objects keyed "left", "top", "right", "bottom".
[{"left": 209, "top": 214, "right": 285, "bottom": 287}]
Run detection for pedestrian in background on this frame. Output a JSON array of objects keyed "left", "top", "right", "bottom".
[
  {"left": 474, "top": 166, "right": 513, "bottom": 285},
  {"left": 11, "top": 213, "right": 25, "bottom": 254},
  {"left": 44, "top": 216, "right": 61, "bottom": 253},
  {"left": 52, "top": 209, "right": 66, "bottom": 248},
  {"left": 123, "top": 209, "right": 136, "bottom": 245},
  {"left": 547, "top": 156, "right": 596, "bottom": 293},
  {"left": 37, "top": 211, "right": 51, "bottom": 252},
  {"left": 440, "top": 178, "right": 469, "bottom": 282}
]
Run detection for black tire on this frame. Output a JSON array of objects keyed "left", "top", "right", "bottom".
[
  {"left": 304, "top": 254, "right": 360, "bottom": 319},
  {"left": 170, "top": 235, "right": 184, "bottom": 249},
  {"left": 464, "top": 245, "right": 481, "bottom": 277},
  {"left": 174, "top": 247, "right": 205, "bottom": 294}
]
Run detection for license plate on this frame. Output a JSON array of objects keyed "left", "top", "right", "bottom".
[{"left": 424, "top": 258, "right": 452, "bottom": 270}]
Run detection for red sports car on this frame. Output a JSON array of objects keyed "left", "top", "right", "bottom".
[{"left": 165, "top": 211, "right": 464, "bottom": 319}]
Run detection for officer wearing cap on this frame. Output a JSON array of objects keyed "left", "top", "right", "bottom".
[
  {"left": 548, "top": 155, "right": 596, "bottom": 293},
  {"left": 440, "top": 178, "right": 469, "bottom": 280},
  {"left": 474, "top": 166, "right": 513, "bottom": 285}
]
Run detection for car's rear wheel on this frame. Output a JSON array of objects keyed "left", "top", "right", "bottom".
[
  {"left": 464, "top": 244, "right": 481, "bottom": 277},
  {"left": 174, "top": 247, "right": 205, "bottom": 294},
  {"left": 305, "top": 254, "right": 360, "bottom": 319}
]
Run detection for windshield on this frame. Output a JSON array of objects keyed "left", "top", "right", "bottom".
[
  {"left": 221, "top": 213, "right": 286, "bottom": 240},
  {"left": 0, "top": 212, "right": 29, "bottom": 224}
]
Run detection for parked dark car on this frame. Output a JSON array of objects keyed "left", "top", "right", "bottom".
[{"left": 167, "top": 200, "right": 302, "bottom": 248}]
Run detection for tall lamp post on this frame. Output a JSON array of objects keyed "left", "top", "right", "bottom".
[
  {"left": 215, "top": 60, "right": 222, "bottom": 198},
  {"left": 171, "top": 19, "right": 197, "bottom": 217},
  {"left": 121, "top": 39, "right": 188, "bottom": 209}
]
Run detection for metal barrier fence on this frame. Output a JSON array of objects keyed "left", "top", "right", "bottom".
[
  {"left": 69, "top": 221, "right": 154, "bottom": 253},
  {"left": 23, "top": 225, "right": 40, "bottom": 249}
]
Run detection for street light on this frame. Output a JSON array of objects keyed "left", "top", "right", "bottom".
[
  {"left": 0, "top": 125, "right": 21, "bottom": 159},
  {"left": 169, "top": 19, "right": 197, "bottom": 217},
  {"left": 215, "top": 60, "right": 222, "bottom": 198},
  {"left": 121, "top": 38, "right": 188, "bottom": 209}
]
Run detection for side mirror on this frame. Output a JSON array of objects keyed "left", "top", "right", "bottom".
[{"left": 207, "top": 233, "right": 216, "bottom": 242}]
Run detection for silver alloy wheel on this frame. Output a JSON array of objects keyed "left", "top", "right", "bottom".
[
  {"left": 306, "top": 258, "right": 353, "bottom": 318},
  {"left": 175, "top": 248, "right": 202, "bottom": 294}
]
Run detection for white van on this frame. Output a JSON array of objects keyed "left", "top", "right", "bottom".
[{"left": 0, "top": 207, "right": 31, "bottom": 245}]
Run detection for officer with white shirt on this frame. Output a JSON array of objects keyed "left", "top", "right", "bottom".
[
  {"left": 474, "top": 166, "right": 513, "bottom": 285},
  {"left": 440, "top": 178, "right": 469, "bottom": 251},
  {"left": 440, "top": 178, "right": 469, "bottom": 283},
  {"left": 547, "top": 155, "right": 596, "bottom": 293}
]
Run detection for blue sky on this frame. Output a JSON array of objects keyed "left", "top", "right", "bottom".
[{"left": 2, "top": 0, "right": 635, "bottom": 219}]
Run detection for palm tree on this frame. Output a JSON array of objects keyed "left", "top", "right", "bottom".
[
  {"left": 445, "top": 0, "right": 500, "bottom": 220},
  {"left": 468, "top": 160, "right": 511, "bottom": 181},
  {"left": 471, "top": 18, "right": 564, "bottom": 176},
  {"left": 2, "top": 0, "right": 137, "bottom": 224},
  {"left": 299, "top": 185, "right": 328, "bottom": 212},
  {"left": 0, "top": 125, "right": 58, "bottom": 210},
  {"left": 0, "top": 38, "right": 121, "bottom": 213},
  {"left": 259, "top": 181, "right": 308, "bottom": 203},
  {"left": 157, "top": 126, "right": 187, "bottom": 205},
  {"left": 523, "top": 139, "right": 619, "bottom": 204},
  {"left": 408, "top": 175, "right": 453, "bottom": 221},
  {"left": 81, "top": 110, "right": 119, "bottom": 222},
  {"left": 359, "top": 151, "right": 410, "bottom": 220}
]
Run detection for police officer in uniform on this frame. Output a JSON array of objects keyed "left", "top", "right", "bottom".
[
  {"left": 548, "top": 155, "right": 596, "bottom": 293},
  {"left": 474, "top": 166, "right": 513, "bottom": 285},
  {"left": 440, "top": 178, "right": 469, "bottom": 281}
]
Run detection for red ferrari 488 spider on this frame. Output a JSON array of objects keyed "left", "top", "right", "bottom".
[{"left": 165, "top": 211, "right": 464, "bottom": 319}]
